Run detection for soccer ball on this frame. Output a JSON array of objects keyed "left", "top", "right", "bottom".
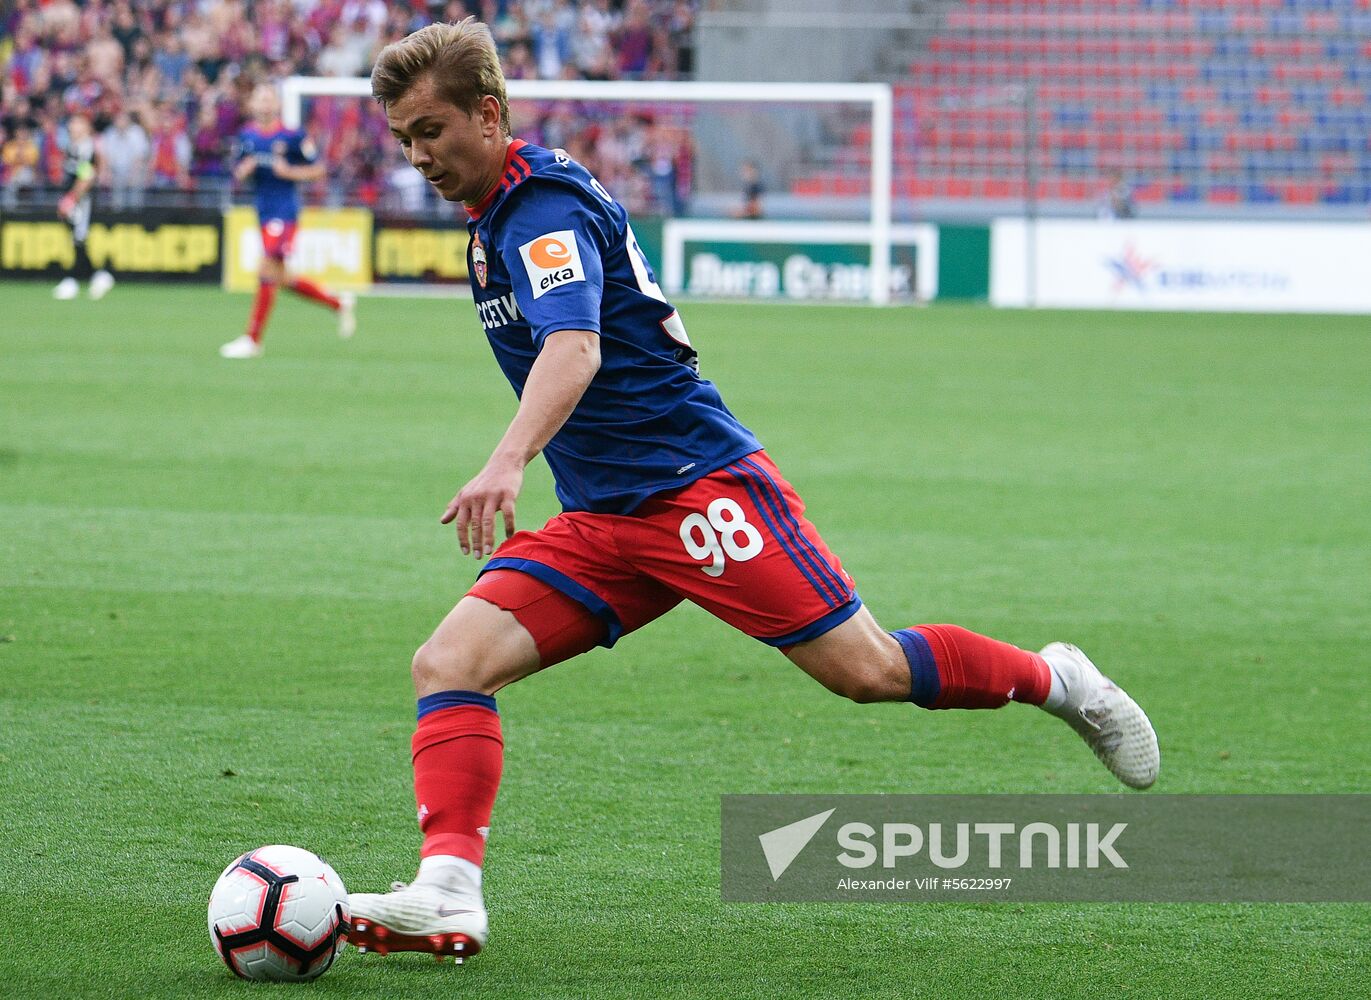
[{"left": 208, "top": 844, "right": 350, "bottom": 982}]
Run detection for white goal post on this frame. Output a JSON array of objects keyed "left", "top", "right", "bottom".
[{"left": 281, "top": 76, "right": 895, "bottom": 305}]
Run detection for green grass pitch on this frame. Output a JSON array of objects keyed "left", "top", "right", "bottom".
[{"left": 1, "top": 283, "right": 1368, "bottom": 999}]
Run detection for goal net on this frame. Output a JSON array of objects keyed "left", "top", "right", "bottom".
[{"left": 281, "top": 76, "right": 912, "bottom": 305}]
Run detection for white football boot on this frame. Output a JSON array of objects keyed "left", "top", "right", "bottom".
[
  {"left": 218, "top": 334, "right": 263, "bottom": 359},
  {"left": 89, "top": 269, "right": 115, "bottom": 300},
  {"left": 347, "top": 859, "right": 487, "bottom": 963},
  {"left": 337, "top": 291, "right": 356, "bottom": 339},
  {"left": 1039, "top": 642, "right": 1160, "bottom": 789},
  {"left": 53, "top": 277, "right": 79, "bottom": 300}
]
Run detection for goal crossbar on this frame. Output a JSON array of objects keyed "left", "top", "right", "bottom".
[{"left": 282, "top": 76, "right": 894, "bottom": 304}]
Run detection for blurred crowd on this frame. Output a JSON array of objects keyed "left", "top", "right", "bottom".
[{"left": 0, "top": 0, "right": 698, "bottom": 215}]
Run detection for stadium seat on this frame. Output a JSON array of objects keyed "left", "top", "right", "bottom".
[{"left": 798, "top": 0, "right": 1371, "bottom": 208}]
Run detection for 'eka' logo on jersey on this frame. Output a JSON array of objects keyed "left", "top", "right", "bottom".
[
  {"left": 472, "top": 232, "right": 488, "bottom": 288},
  {"left": 518, "top": 230, "right": 584, "bottom": 299}
]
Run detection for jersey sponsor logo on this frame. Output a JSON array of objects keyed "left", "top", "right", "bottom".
[
  {"left": 518, "top": 230, "right": 584, "bottom": 299},
  {"left": 471, "top": 232, "right": 488, "bottom": 288}
]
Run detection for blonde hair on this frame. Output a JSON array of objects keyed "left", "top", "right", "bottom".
[{"left": 371, "top": 18, "right": 512, "bottom": 136}]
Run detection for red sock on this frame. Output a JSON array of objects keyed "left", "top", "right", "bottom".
[
  {"left": 286, "top": 278, "right": 340, "bottom": 310},
  {"left": 412, "top": 703, "right": 503, "bottom": 865},
  {"left": 246, "top": 280, "right": 277, "bottom": 342},
  {"left": 892, "top": 624, "right": 1051, "bottom": 709}
]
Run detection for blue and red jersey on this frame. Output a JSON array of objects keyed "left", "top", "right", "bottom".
[
  {"left": 467, "top": 140, "right": 762, "bottom": 515},
  {"left": 236, "top": 123, "right": 317, "bottom": 223}
]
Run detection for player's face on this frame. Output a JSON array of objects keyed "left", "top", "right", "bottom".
[
  {"left": 386, "top": 74, "right": 506, "bottom": 206},
  {"left": 249, "top": 86, "right": 279, "bottom": 124}
]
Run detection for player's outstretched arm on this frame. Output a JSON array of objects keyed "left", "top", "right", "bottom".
[
  {"left": 272, "top": 158, "right": 326, "bottom": 182},
  {"left": 441, "top": 329, "right": 600, "bottom": 558}
]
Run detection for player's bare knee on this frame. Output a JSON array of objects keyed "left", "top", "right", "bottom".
[
  {"left": 791, "top": 625, "right": 910, "bottom": 704},
  {"left": 410, "top": 640, "right": 443, "bottom": 689},
  {"left": 411, "top": 638, "right": 492, "bottom": 694},
  {"left": 834, "top": 663, "right": 898, "bottom": 704},
  {"left": 859, "top": 634, "right": 914, "bottom": 702}
]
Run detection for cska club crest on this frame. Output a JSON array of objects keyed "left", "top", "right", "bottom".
[{"left": 471, "top": 232, "right": 488, "bottom": 288}]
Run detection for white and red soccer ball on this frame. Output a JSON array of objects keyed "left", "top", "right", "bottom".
[{"left": 208, "top": 845, "right": 349, "bottom": 982}]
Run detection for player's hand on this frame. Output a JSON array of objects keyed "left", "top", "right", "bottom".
[
  {"left": 57, "top": 193, "right": 76, "bottom": 220},
  {"left": 271, "top": 156, "right": 292, "bottom": 179},
  {"left": 440, "top": 457, "right": 523, "bottom": 559}
]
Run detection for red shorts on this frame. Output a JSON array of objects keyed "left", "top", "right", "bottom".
[
  {"left": 260, "top": 219, "right": 297, "bottom": 260},
  {"left": 468, "top": 451, "right": 860, "bottom": 661}
]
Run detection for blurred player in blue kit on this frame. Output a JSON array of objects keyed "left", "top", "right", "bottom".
[
  {"left": 345, "top": 18, "right": 1161, "bottom": 963},
  {"left": 219, "top": 84, "right": 355, "bottom": 359}
]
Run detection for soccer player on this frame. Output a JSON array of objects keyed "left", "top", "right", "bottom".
[
  {"left": 348, "top": 19, "right": 1160, "bottom": 962},
  {"left": 219, "top": 83, "right": 355, "bottom": 359},
  {"left": 52, "top": 113, "right": 115, "bottom": 302}
]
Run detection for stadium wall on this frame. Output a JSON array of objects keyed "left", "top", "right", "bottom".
[
  {"left": 18, "top": 203, "right": 1371, "bottom": 313},
  {"left": 695, "top": 1, "right": 920, "bottom": 85}
]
